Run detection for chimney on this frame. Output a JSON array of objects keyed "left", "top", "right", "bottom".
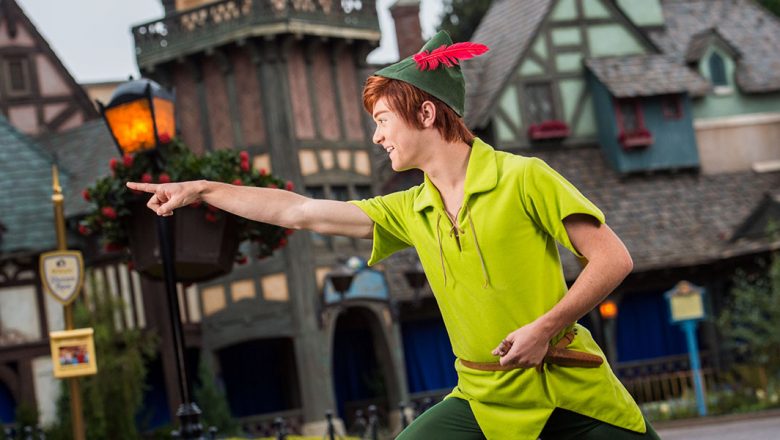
[{"left": 390, "top": 0, "right": 424, "bottom": 59}]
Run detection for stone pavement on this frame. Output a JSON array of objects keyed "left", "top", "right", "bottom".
[{"left": 654, "top": 409, "right": 780, "bottom": 440}]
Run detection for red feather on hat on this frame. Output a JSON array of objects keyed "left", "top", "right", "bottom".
[{"left": 413, "top": 42, "right": 489, "bottom": 71}]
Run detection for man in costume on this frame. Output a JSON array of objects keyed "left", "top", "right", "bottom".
[{"left": 129, "top": 31, "right": 660, "bottom": 439}]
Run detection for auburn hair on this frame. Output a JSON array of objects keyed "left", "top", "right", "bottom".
[{"left": 362, "top": 75, "right": 475, "bottom": 144}]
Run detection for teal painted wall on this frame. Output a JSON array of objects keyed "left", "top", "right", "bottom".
[
  {"left": 550, "top": 0, "right": 578, "bottom": 21},
  {"left": 587, "top": 72, "right": 700, "bottom": 173},
  {"left": 615, "top": 0, "right": 665, "bottom": 27},
  {"left": 693, "top": 46, "right": 780, "bottom": 119},
  {"left": 587, "top": 24, "right": 646, "bottom": 57}
]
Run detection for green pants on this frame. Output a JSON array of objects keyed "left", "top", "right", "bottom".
[{"left": 397, "top": 398, "right": 661, "bottom": 440}]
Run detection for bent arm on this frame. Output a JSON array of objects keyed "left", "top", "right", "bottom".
[
  {"left": 533, "top": 214, "right": 633, "bottom": 339},
  {"left": 127, "top": 180, "right": 374, "bottom": 239}
]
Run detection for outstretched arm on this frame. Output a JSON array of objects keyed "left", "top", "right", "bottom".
[
  {"left": 126, "top": 180, "right": 374, "bottom": 239},
  {"left": 492, "top": 214, "right": 633, "bottom": 367}
]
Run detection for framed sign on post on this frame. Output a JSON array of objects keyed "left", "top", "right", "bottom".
[
  {"left": 39, "top": 250, "right": 85, "bottom": 306},
  {"left": 665, "top": 280, "right": 708, "bottom": 416},
  {"left": 50, "top": 328, "right": 98, "bottom": 379}
]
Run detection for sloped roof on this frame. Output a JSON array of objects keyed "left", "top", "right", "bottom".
[
  {"left": 37, "top": 119, "right": 116, "bottom": 217},
  {"left": 684, "top": 27, "right": 740, "bottom": 64},
  {"left": 0, "top": 0, "right": 98, "bottom": 121},
  {"left": 462, "top": 0, "right": 553, "bottom": 128},
  {"left": 647, "top": 0, "right": 780, "bottom": 93},
  {"left": 380, "top": 147, "right": 780, "bottom": 292},
  {"left": 0, "top": 115, "right": 67, "bottom": 254},
  {"left": 530, "top": 146, "right": 780, "bottom": 279},
  {"left": 585, "top": 54, "right": 711, "bottom": 97}
]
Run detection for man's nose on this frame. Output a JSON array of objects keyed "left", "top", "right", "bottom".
[{"left": 372, "top": 126, "right": 383, "bottom": 145}]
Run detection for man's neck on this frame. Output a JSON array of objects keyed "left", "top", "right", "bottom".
[{"left": 421, "top": 139, "right": 472, "bottom": 194}]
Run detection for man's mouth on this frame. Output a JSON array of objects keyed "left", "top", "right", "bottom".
[{"left": 385, "top": 146, "right": 395, "bottom": 154}]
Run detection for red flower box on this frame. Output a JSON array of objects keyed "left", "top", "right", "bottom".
[
  {"left": 619, "top": 128, "right": 654, "bottom": 149},
  {"left": 528, "top": 120, "right": 570, "bottom": 140}
]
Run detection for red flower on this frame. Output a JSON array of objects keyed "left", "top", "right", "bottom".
[
  {"left": 275, "top": 237, "right": 288, "bottom": 249},
  {"left": 141, "top": 173, "right": 153, "bottom": 183},
  {"left": 259, "top": 168, "right": 268, "bottom": 176},
  {"left": 158, "top": 133, "right": 172, "bottom": 144},
  {"left": 235, "top": 255, "right": 248, "bottom": 265},
  {"left": 159, "top": 173, "right": 171, "bottom": 184},
  {"left": 78, "top": 224, "right": 90, "bottom": 236},
  {"left": 101, "top": 206, "right": 117, "bottom": 220},
  {"left": 123, "top": 154, "right": 134, "bottom": 167},
  {"left": 232, "top": 179, "right": 243, "bottom": 186},
  {"left": 239, "top": 151, "right": 250, "bottom": 162},
  {"left": 285, "top": 181, "right": 294, "bottom": 191},
  {"left": 267, "top": 183, "right": 278, "bottom": 189},
  {"left": 284, "top": 228, "right": 294, "bottom": 236},
  {"left": 240, "top": 161, "right": 250, "bottom": 172},
  {"left": 82, "top": 189, "right": 91, "bottom": 202},
  {"left": 109, "top": 158, "right": 118, "bottom": 172},
  {"left": 205, "top": 212, "right": 218, "bottom": 223}
]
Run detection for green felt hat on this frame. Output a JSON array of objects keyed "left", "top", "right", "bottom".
[{"left": 374, "top": 31, "right": 488, "bottom": 116}]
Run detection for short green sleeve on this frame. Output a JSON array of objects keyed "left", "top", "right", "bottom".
[
  {"left": 521, "top": 157, "right": 605, "bottom": 257},
  {"left": 348, "top": 191, "right": 414, "bottom": 265}
]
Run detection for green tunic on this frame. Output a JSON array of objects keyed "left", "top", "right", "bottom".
[{"left": 349, "top": 139, "right": 645, "bottom": 439}]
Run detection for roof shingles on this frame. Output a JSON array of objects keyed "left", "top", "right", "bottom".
[{"left": 585, "top": 54, "right": 711, "bottom": 97}]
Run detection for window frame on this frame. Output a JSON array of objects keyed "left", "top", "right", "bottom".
[{"left": 2, "top": 55, "right": 33, "bottom": 98}]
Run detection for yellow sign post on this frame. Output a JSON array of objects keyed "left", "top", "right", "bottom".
[{"left": 40, "top": 165, "right": 88, "bottom": 440}]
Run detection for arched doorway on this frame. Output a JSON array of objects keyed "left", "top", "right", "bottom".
[
  {"left": 331, "top": 306, "right": 392, "bottom": 430},
  {"left": 218, "top": 337, "right": 301, "bottom": 417}
]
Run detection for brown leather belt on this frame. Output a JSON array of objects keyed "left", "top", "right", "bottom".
[{"left": 459, "top": 331, "right": 604, "bottom": 371}]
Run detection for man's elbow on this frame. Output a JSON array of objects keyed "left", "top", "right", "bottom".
[{"left": 620, "top": 249, "right": 634, "bottom": 277}]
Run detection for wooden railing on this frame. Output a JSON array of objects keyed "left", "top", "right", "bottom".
[
  {"left": 132, "top": 0, "right": 379, "bottom": 66},
  {"left": 615, "top": 352, "right": 725, "bottom": 404}
]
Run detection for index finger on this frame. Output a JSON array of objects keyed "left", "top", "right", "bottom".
[{"left": 127, "top": 182, "right": 159, "bottom": 193}]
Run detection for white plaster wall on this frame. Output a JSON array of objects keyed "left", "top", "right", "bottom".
[
  {"left": 32, "top": 356, "right": 60, "bottom": 427},
  {"left": 695, "top": 113, "right": 780, "bottom": 174},
  {"left": 36, "top": 55, "right": 69, "bottom": 96},
  {"left": 0, "top": 285, "right": 41, "bottom": 343}
]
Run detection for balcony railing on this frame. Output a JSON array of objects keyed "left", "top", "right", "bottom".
[{"left": 132, "top": 0, "right": 380, "bottom": 68}]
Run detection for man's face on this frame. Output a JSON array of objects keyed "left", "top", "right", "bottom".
[{"left": 372, "top": 97, "right": 421, "bottom": 172}]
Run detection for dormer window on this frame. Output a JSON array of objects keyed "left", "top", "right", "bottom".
[{"left": 708, "top": 52, "right": 728, "bottom": 87}]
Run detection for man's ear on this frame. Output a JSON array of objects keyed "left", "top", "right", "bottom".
[{"left": 418, "top": 101, "right": 437, "bottom": 128}]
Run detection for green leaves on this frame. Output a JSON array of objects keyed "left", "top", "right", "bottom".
[{"left": 81, "top": 138, "right": 292, "bottom": 260}]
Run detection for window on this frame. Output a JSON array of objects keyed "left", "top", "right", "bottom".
[
  {"left": 614, "top": 98, "right": 653, "bottom": 149},
  {"left": 2, "top": 56, "right": 32, "bottom": 97},
  {"left": 304, "top": 183, "right": 370, "bottom": 248},
  {"left": 525, "top": 83, "right": 555, "bottom": 125},
  {"left": 355, "top": 185, "right": 372, "bottom": 200},
  {"left": 708, "top": 52, "right": 728, "bottom": 87},
  {"left": 662, "top": 96, "right": 683, "bottom": 120},
  {"left": 330, "top": 185, "right": 349, "bottom": 202}
]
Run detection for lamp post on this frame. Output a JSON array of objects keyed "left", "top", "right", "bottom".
[
  {"left": 598, "top": 299, "right": 618, "bottom": 365},
  {"left": 98, "top": 79, "right": 204, "bottom": 439}
]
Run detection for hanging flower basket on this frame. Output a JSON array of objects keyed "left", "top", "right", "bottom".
[
  {"left": 528, "top": 120, "right": 570, "bottom": 141},
  {"left": 619, "top": 128, "right": 654, "bottom": 150},
  {"left": 80, "top": 137, "right": 294, "bottom": 282}
]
